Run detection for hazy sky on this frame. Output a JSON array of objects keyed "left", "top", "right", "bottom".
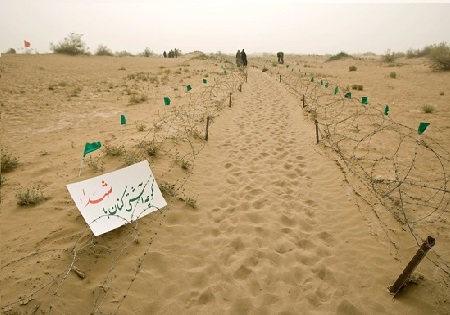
[{"left": 1, "top": 0, "right": 449, "bottom": 55}]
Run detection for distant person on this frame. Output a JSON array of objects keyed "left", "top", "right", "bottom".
[
  {"left": 236, "top": 50, "right": 242, "bottom": 67},
  {"left": 163, "top": 51, "right": 167, "bottom": 58},
  {"left": 277, "top": 52, "right": 284, "bottom": 64},
  {"left": 241, "top": 49, "right": 247, "bottom": 67}
]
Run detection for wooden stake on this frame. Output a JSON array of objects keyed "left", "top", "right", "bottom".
[
  {"left": 315, "top": 120, "right": 319, "bottom": 144},
  {"left": 239, "top": 85, "right": 242, "bottom": 92},
  {"left": 302, "top": 94, "right": 305, "bottom": 108},
  {"left": 229, "top": 93, "right": 232, "bottom": 108},
  {"left": 389, "top": 236, "right": 435, "bottom": 296},
  {"left": 205, "top": 116, "right": 210, "bottom": 141},
  {"left": 280, "top": 75, "right": 281, "bottom": 83}
]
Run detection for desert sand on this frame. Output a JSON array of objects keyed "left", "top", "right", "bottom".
[{"left": 1, "top": 52, "right": 449, "bottom": 314}]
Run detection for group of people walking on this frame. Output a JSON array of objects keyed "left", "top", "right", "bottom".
[{"left": 236, "top": 49, "right": 247, "bottom": 67}]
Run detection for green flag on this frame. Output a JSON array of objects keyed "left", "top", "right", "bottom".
[
  {"left": 384, "top": 105, "right": 390, "bottom": 115},
  {"left": 186, "top": 85, "right": 192, "bottom": 92},
  {"left": 344, "top": 92, "right": 352, "bottom": 99},
  {"left": 120, "top": 114, "right": 126, "bottom": 125},
  {"left": 310, "top": 77, "right": 314, "bottom": 82},
  {"left": 203, "top": 78, "right": 207, "bottom": 84},
  {"left": 334, "top": 86, "right": 338, "bottom": 94},
  {"left": 418, "top": 122, "right": 430, "bottom": 135},
  {"left": 164, "top": 97, "right": 171, "bottom": 106},
  {"left": 299, "top": 69, "right": 301, "bottom": 72},
  {"left": 83, "top": 141, "right": 101, "bottom": 157},
  {"left": 325, "top": 82, "right": 329, "bottom": 88},
  {"left": 292, "top": 68, "right": 294, "bottom": 72},
  {"left": 286, "top": 65, "right": 289, "bottom": 68},
  {"left": 361, "top": 96, "right": 368, "bottom": 105}
]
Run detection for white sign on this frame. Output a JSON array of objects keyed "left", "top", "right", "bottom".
[{"left": 67, "top": 160, "right": 167, "bottom": 236}]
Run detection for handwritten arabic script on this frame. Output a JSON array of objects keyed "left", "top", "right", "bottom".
[{"left": 67, "top": 160, "right": 167, "bottom": 236}]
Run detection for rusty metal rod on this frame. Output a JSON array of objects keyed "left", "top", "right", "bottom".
[
  {"left": 205, "top": 116, "right": 210, "bottom": 141},
  {"left": 389, "top": 236, "right": 435, "bottom": 296},
  {"left": 315, "top": 120, "right": 319, "bottom": 144}
]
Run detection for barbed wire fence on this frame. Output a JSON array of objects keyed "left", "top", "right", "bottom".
[
  {"left": 269, "top": 62, "right": 450, "bottom": 282},
  {"left": 1, "top": 55, "right": 246, "bottom": 314}
]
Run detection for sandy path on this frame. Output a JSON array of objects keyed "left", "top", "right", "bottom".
[{"left": 115, "top": 68, "right": 434, "bottom": 314}]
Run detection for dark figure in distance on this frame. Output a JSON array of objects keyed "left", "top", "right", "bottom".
[
  {"left": 277, "top": 52, "right": 284, "bottom": 64},
  {"left": 241, "top": 49, "right": 247, "bottom": 67},
  {"left": 236, "top": 50, "right": 242, "bottom": 67},
  {"left": 163, "top": 51, "right": 167, "bottom": 58}
]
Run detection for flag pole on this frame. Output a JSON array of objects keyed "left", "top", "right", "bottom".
[{"left": 79, "top": 156, "right": 85, "bottom": 177}]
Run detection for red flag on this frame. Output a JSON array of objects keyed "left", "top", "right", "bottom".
[{"left": 24, "top": 40, "right": 31, "bottom": 48}]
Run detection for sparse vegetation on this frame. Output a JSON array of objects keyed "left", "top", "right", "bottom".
[
  {"left": 16, "top": 186, "right": 47, "bottom": 206},
  {"left": 426, "top": 42, "right": 450, "bottom": 71},
  {"left": 180, "top": 159, "right": 191, "bottom": 171},
  {"left": 137, "top": 123, "right": 146, "bottom": 131},
  {"left": 68, "top": 86, "right": 82, "bottom": 97},
  {"left": 159, "top": 182, "right": 176, "bottom": 197},
  {"left": 86, "top": 156, "right": 104, "bottom": 173},
  {"left": 50, "top": 33, "right": 88, "bottom": 55},
  {"left": 351, "top": 84, "right": 364, "bottom": 91},
  {"left": 115, "top": 50, "right": 134, "bottom": 57},
  {"left": 103, "top": 142, "right": 125, "bottom": 156},
  {"left": 1, "top": 151, "right": 19, "bottom": 172},
  {"left": 389, "top": 72, "right": 397, "bottom": 79},
  {"left": 382, "top": 49, "right": 405, "bottom": 63},
  {"left": 142, "top": 47, "right": 154, "bottom": 57},
  {"left": 129, "top": 94, "right": 148, "bottom": 104},
  {"left": 262, "top": 66, "right": 268, "bottom": 72},
  {"left": 124, "top": 152, "right": 142, "bottom": 166},
  {"left": 95, "top": 44, "right": 114, "bottom": 56},
  {"left": 327, "top": 52, "right": 352, "bottom": 62},
  {"left": 185, "top": 196, "right": 197, "bottom": 209},
  {"left": 6, "top": 48, "right": 16, "bottom": 54},
  {"left": 349, "top": 65, "right": 357, "bottom": 72},
  {"left": 421, "top": 104, "right": 436, "bottom": 114},
  {"left": 440, "top": 91, "right": 444, "bottom": 96}
]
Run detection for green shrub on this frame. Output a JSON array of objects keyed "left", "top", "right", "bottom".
[
  {"left": 262, "top": 66, "right": 268, "bottom": 72},
  {"left": 327, "top": 52, "right": 352, "bottom": 61},
  {"left": 1, "top": 151, "right": 19, "bottom": 172},
  {"left": 389, "top": 72, "right": 397, "bottom": 79},
  {"left": 6, "top": 48, "right": 16, "bottom": 54},
  {"left": 115, "top": 50, "right": 134, "bottom": 57},
  {"left": 421, "top": 104, "right": 436, "bottom": 113},
  {"left": 95, "top": 44, "right": 114, "bottom": 56},
  {"left": 142, "top": 47, "right": 154, "bottom": 57},
  {"left": 16, "top": 186, "right": 47, "bottom": 206},
  {"left": 50, "top": 33, "right": 88, "bottom": 55},
  {"left": 349, "top": 65, "right": 357, "bottom": 72},
  {"left": 426, "top": 42, "right": 450, "bottom": 71}
]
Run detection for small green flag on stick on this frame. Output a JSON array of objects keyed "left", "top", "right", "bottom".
[
  {"left": 120, "top": 114, "right": 126, "bottom": 125},
  {"left": 384, "top": 105, "right": 390, "bottom": 115},
  {"left": 362, "top": 96, "right": 368, "bottom": 105},
  {"left": 344, "top": 92, "right": 352, "bottom": 99},
  {"left": 310, "top": 77, "right": 314, "bottom": 82},
  {"left": 186, "top": 85, "right": 192, "bottom": 92},
  {"left": 325, "top": 82, "right": 329, "bottom": 88},
  {"left": 83, "top": 141, "right": 102, "bottom": 157},
  {"left": 418, "top": 122, "right": 430, "bottom": 135},
  {"left": 164, "top": 97, "right": 171, "bottom": 106},
  {"left": 292, "top": 68, "right": 294, "bottom": 72},
  {"left": 203, "top": 78, "right": 207, "bottom": 84},
  {"left": 299, "top": 69, "right": 301, "bottom": 72},
  {"left": 334, "top": 86, "right": 339, "bottom": 94}
]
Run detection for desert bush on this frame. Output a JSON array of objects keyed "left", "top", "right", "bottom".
[
  {"left": 68, "top": 86, "right": 82, "bottom": 97},
  {"left": 86, "top": 156, "right": 104, "bottom": 173},
  {"left": 0, "top": 175, "right": 5, "bottom": 186},
  {"left": 262, "top": 66, "right": 268, "bottom": 72},
  {"left": 272, "top": 62, "right": 278, "bottom": 67},
  {"left": 50, "top": 33, "right": 88, "bottom": 55},
  {"left": 142, "top": 47, "right": 154, "bottom": 57},
  {"left": 16, "top": 186, "right": 47, "bottom": 206},
  {"left": 382, "top": 49, "right": 405, "bottom": 63},
  {"left": 115, "top": 50, "right": 134, "bottom": 57},
  {"left": 426, "top": 42, "right": 450, "bottom": 71},
  {"left": 349, "top": 65, "right": 357, "bottom": 72},
  {"left": 180, "top": 159, "right": 191, "bottom": 171},
  {"left": 421, "top": 104, "right": 436, "bottom": 114},
  {"left": 124, "top": 152, "right": 142, "bottom": 166},
  {"left": 440, "top": 91, "right": 445, "bottom": 96},
  {"left": 389, "top": 71, "right": 397, "bottom": 79},
  {"left": 160, "top": 182, "right": 176, "bottom": 197},
  {"left": 129, "top": 94, "right": 148, "bottom": 104},
  {"left": 184, "top": 196, "right": 197, "bottom": 209},
  {"left": 95, "top": 44, "right": 113, "bottom": 56},
  {"left": 103, "top": 143, "right": 125, "bottom": 156},
  {"left": 1, "top": 151, "right": 19, "bottom": 172},
  {"left": 327, "top": 52, "right": 352, "bottom": 61},
  {"left": 136, "top": 123, "right": 146, "bottom": 131},
  {"left": 6, "top": 48, "right": 16, "bottom": 54}
]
